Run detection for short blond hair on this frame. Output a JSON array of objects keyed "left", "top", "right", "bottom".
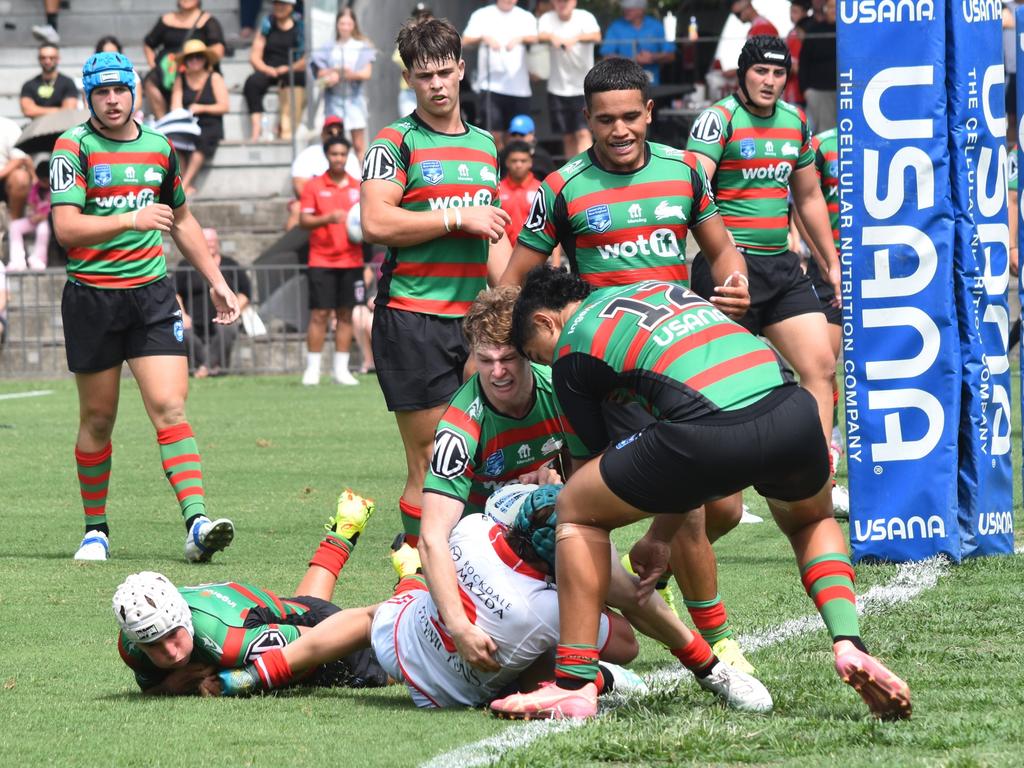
[{"left": 463, "top": 286, "right": 521, "bottom": 350}]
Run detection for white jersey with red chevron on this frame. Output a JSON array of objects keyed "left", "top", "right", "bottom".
[{"left": 371, "top": 514, "right": 609, "bottom": 708}]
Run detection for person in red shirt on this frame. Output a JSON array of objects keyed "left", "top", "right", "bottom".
[
  {"left": 299, "top": 135, "right": 364, "bottom": 386},
  {"left": 497, "top": 140, "right": 542, "bottom": 247},
  {"left": 730, "top": 0, "right": 779, "bottom": 38}
]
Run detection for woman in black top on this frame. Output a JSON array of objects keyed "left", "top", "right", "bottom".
[
  {"left": 143, "top": 0, "right": 225, "bottom": 119},
  {"left": 243, "top": 0, "right": 307, "bottom": 141},
  {"left": 170, "top": 39, "right": 229, "bottom": 197}
]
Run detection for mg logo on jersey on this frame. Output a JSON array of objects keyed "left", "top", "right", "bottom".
[
  {"left": 93, "top": 163, "right": 112, "bottom": 186},
  {"left": 852, "top": 515, "right": 946, "bottom": 542},
  {"left": 94, "top": 188, "right": 156, "bottom": 209},
  {"left": 244, "top": 629, "right": 288, "bottom": 662},
  {"left": 655, "top": 200, "right": 684, "bottom": 220},
  {"left": 739, "top": 138, "right": 756, "bottom": 159},
  {"left": 421, "top": 160, "right": 444, "bottom": 185},
  {"left": 690, "top": 109, "right": 723, "bottom": 144},
  {"left": 431, "top": 428, "right": 470, "bottom": 480},
  {"left": 586, "top": 204, "right": 612, "bottom": 233},
  {"left": 596, "top": 228, "right": 681, "bottom": 260}
]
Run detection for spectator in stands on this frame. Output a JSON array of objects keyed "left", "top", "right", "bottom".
[
  {"left": 245, "top": 0, "right": 306, "bottom": 142},
  {"left": 462, "top": 0, "right": 539, "bottom": 148},
  {"left": 501, "top": 114, "right": 555, "bottom": 181},
  {"left": 0, "top": 116, "right": 32, "bottom": 221},
  {"left": 730, "top": 0, "right": 779, "bottom": 37},
  {"left": 497, "top": 140, "right": 541, "bottom": 247},
  {"left": 143, "top": 0, "right": 226, "bottom": 120},
  {"left": 299, "top": 135, "right": 364, "bottom": 387},
  {"left": 537, "top": 0, "right": 599, "bottom": 158},
  {"left": 175, "top": 228, "right": 251, "bottom": 378},
  {"left": 289, "top": 116, "right": 361, "bottom": 230},
  {"left": 239, "top": 0, "right": 262, "bottom": 46},
  {"left": 31, "top": 0, "right": 61, "bottom": 45},
  {"left": 784, "top": 0, "right": 811, "bottom": 108},
  {"left": 7, "top": 156, "right": 51, "bottom": 272},
  {"left": 393, "top": 3, "right": 434, "bottom": 117},
  {"left": 600, "top": 0, "right": 675, "bottom": 85},
  {"left": 313, "top": 7, "right": 376, "bottom": 164},
  {"left": 798, "top": 0, "right": 837, "bottom": 131},
  {"left": 170, "top": 39, "right": 229, "bottom": 198},
  {"left": 20, "top": 44, "right": 79, "bottom": 119},
  {"left": 0, "top": 259, "right": 7, "bottom": 347}
]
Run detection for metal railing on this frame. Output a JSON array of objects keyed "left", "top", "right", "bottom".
[{"left": 0, "top": 264, "right": 366, "bottom": 378}]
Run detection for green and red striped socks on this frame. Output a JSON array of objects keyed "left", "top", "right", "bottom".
[
  {"left": 554, "top": 644, "right": 600, "bottom": 689},
  {"left": 685, "top": 593, "right": 733, "bottom": 645},
  {"left": 801, "top": 553, "right": 861, "bottom": 640},
  {"left": 76, "top": 442, "right": 112, "bottom": 534},
  {"left": 399, "top": 497, "right": 422, "bottom": 547},
  {"left": 670, "top": 634, "right": 716, "bottom": 677},
  {"left": 157, "top": 423, "right": 206, "bottom": 527}
]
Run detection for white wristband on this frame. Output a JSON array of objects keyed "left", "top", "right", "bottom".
[
  {"left": 723, "top": 273, "right": 748, "bottom": 288},
  {"left": 129, "top": 211, "right": 138, "bottom": 231},
  {"left": 443, "top": 209, "right": 451, "bottom": 233},
  {"left": 454, "top": 208, "right": 462, "bottom": 231}
]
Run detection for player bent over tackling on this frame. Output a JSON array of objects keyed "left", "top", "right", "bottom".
[
  {"left": 113, "top": 490, "right": 386, "bottom": 694},
  {"left": 217, "top": 486, "right": 772, "bottom": 713},
  {"left": 489, "top": 267, "right": 911, "bottom": 721}
]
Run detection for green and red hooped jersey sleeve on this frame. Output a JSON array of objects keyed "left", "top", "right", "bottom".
[
  {"left": 686, "top": 96, "right": 813, "bottom": 257},
  {"left": 423, "top": 364, "right": 570, "bottom": 514},
  {"left": 517, "top": 143, "right": 717, "bottom": 288},
  {"left": 551, "top": 281, "right": 787, "bottom": 459},
  {"left": 362, "top": 114, "right": 501, "bottom": 318},
  {"left": 50, "top": 121, "right": 185, "bottom": 289},
  {"left": 116, "top": 582, "right": 309, "bottom": 690},
  {"left": 812, "top": 129, "right": 840, "bottom": 249}
]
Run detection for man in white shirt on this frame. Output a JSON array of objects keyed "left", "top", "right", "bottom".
[
  {"left": 0, "top": 116, "right": 33, "bottom": 221},
  {"left": 537, "top": 0, "right": 600, "bottom": 157},
  {"left": 462, "top": 0, "right": 538, "bottom": 148}
]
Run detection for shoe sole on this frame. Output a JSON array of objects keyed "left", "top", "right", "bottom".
[
  {"left": 194, "top": 520, "right": 235, "bottom": 563},
  {"left": 837, "top": 653, "right": 911, "bottom": 720}
]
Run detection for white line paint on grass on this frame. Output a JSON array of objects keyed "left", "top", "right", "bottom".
[
  {"left": 422, "top": 556, "right": 948, "bottom": 768},
  {"left": 0, "top": 389, "right": 53, "bottom": 401}
]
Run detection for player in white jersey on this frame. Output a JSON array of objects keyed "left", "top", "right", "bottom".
[{"left": 215, "top": 486, "right": 772, "bottom": 713}]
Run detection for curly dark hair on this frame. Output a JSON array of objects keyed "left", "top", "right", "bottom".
[
  {"left": 396, "top": 16, "right": 461, "bottom": 70},
  {"left": 509, "top": 266, "right": 592, "bottom": 356}
]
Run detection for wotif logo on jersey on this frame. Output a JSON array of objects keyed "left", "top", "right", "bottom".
[
  {"left": 597, "top": 229, "right": 682, "bottom": 260},
  {"left": 427, "top": 189, "right": 494, "bottom": 210},
  {"left": 94, "top": 188, "right": 156, "bottom": 210},
  {"left": 740, "top": 162, "right": 793, "bottom": 183}
]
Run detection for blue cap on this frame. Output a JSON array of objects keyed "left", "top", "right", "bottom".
[
  {"left": 508, "top": 114, "right": 535, "bottom": 135},
  {"left": 82, "top": 52, "right": 136, "bottom": 118}
]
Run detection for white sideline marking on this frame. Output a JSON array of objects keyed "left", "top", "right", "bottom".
[
  {"left": 0, "top": 389, "right": 53, "bottom": 401},
  {"left": 421, "top": 557, "right": 948, "bottom": 768}
]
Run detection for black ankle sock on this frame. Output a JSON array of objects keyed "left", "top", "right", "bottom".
[
  {"left": 556, "top": 676, "right": 591, "bottom": 691},
  {"left": 185, "top": 514, "right": 203, "bottom": 531},
  {"left": 835, "top": 635, "right": 868, "bottom": 653},
  {"left": 85, "top": 522, "right": 109, "bottom": 537},
  {"left": 46, "top": 12, "right": 58, "bottom": 27},
  {"left": 692, "top": 654, "right": 719, "bottom": 679}
]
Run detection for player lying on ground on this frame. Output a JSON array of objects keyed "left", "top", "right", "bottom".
[
  {"left": 113, "top": 490, "right": 387, "bottom": 695},
  {"left": 217, "top": 485, "right": 771, "bottom": 712},
  {"left": 489, "top": 267, "right": 911, "bottom": 721}
]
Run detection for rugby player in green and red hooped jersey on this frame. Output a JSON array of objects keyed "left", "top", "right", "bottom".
[
  {"left": 489, "top": 266, "right": 912, "bottom": 722},
  {"left": 112, "top": 490, "right": 386, "bottom": 695},
  {"left": 51, "top": 52, "right": 240, "bottom": 563},
  {"left": 500, "top": 57, "right": 756, "bottom": 676},
  {"left": 686, "top": 35, "right": 846, "bottom": 518},
  {"left": 360, "top": 17, "right": 512, "bottom": 553}
]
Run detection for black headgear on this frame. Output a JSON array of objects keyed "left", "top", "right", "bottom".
[{"left": 736, "top": 35, "right": 791, "bottom": 104}]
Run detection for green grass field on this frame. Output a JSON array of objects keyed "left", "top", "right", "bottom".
[{"left": 0, "top": 375, "right": 1021, "bottom": 767}]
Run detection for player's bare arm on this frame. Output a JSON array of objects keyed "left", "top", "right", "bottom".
[
  {"left": 52, "top": 203, "right": 174, "bottom": 249},
  {"left": 790, "top": 164, "right": 841, "bottom": 307},
  {"left": 361, "top": 179, "right": 509, "bottom": 247},
  {"left": 691, "top": 213, "right": 750, "bottom": 320},
  {"left": 418, "top": 492, "right": 500, "bottom": 672},
  {"left": 171, "top": 205, "right": 240, "bottom": 325},
  {"left": 498, "top": 242, "right": 550, "bottom": 287}
]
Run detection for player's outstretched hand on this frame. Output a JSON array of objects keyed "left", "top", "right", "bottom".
[
  {"left": 134, "top": 203, "right": 174, "bottom": 232},
  {"left": 197, "top": 674, "right": 222, "bottom": 697},
  {"left": 458, "top": 206, "right": 512, "bottom": 244},
  {"left": 159, "top": 663, "right": 219, "bottom": 695},
  {"left": 209, "top": 283, "right": 241, "bottom": 325},
  {"left": 710, "top": 271, "right": 750, "bottom": 320},
  {"left": 452, "top": 622, "right": 501, "bottom": 672},
  {"left": 628, "top": 535, "right": 672, "bottom": 605},
  {"left": 518, "top": 465, "right": 562, "bottom": 485}
]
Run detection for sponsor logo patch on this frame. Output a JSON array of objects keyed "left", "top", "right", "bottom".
[
  {"left": 93, "top": 163, "right": 112, "bottom": 186},
  {"left": 655, "top": 200, "right": 684, "bottom": 220},
  {"left": 50, "top": 156, "right": 76, "bottom": 192},
  {"left": 484, "top": 449, "right": 505, "bottom": 476},
  {"left": 739, "top": 138, "right": 756, "bottom": 159},
  {"left": 781, "top": 143, "right": 800, "bottom": 158},
  {"left": 173, "top": 320, "right": 184, "bottom": 343},
  {"left": 431, "top": 428, "right": 470, "bottom": 479},
  {"left": 144, "top": 167, "right": 162, "bottom": 183}
]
